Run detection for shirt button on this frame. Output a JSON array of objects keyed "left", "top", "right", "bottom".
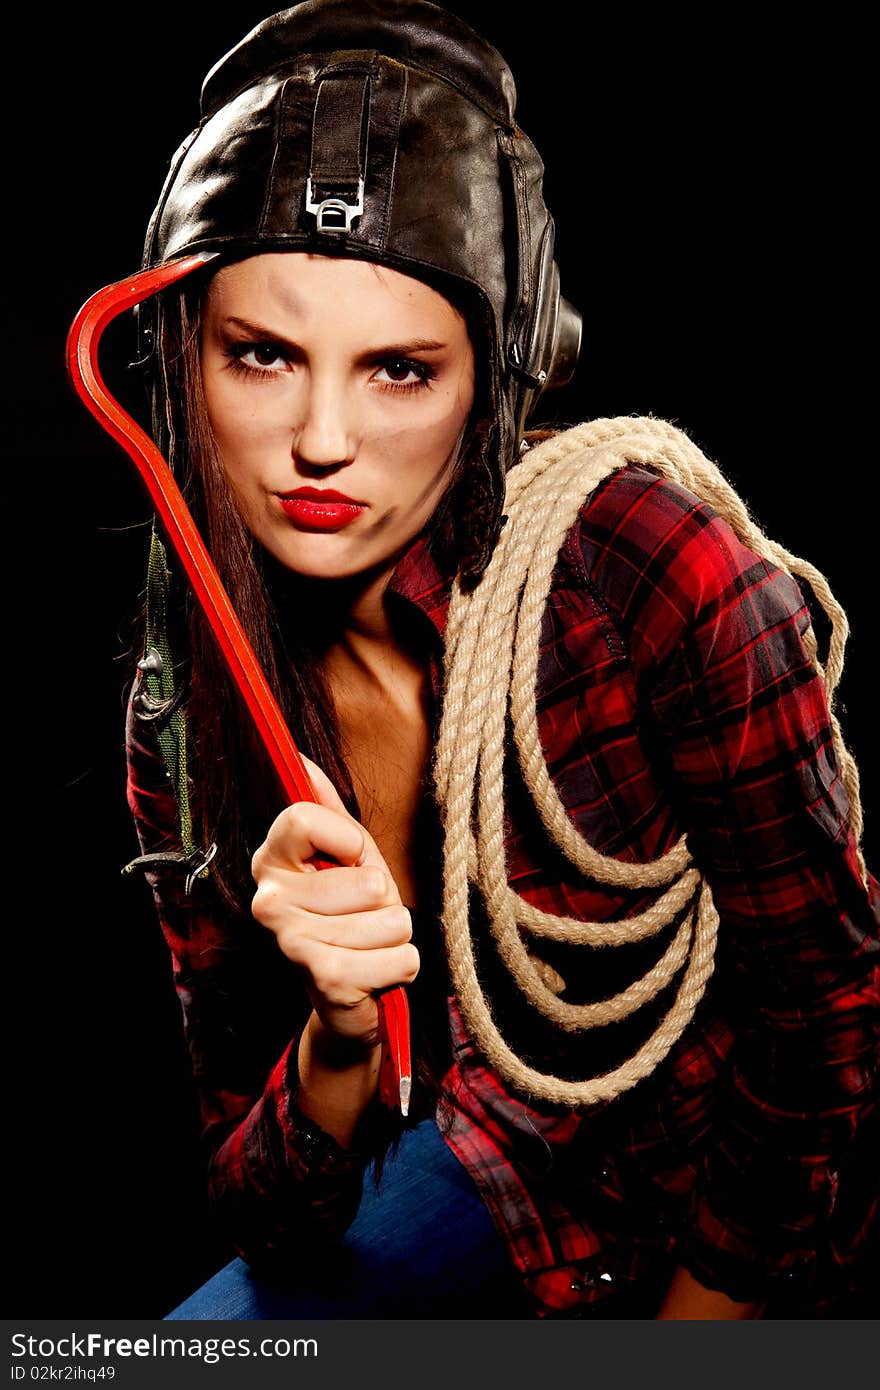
[
  {"left": 570, "top": 1276, "right": 595, "bottom": 1292},
  {"left": 570, "top": 1270, "right": 613, "bottom": 1292}
]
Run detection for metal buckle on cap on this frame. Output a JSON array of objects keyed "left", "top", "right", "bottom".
[
  {"left": 305, "top": 177, "right": 364, "bottom": 233},
  {"left": 508, "top": 340, "right": 547, "bottom": 390}
]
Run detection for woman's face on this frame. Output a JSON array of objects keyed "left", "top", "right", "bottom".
[{"left": 200, "top": 252, "right": 475, "bottom": 581}]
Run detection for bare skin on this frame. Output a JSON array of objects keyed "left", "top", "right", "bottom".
[{"left": 325, "top": 643, "right": 433, "bottom": 912}]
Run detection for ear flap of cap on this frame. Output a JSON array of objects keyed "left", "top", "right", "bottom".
[
  {"left": 509, "top": 225, "right": 583, "bottom": 434},
  {"left": 544, "top": 295, "right": 582, "bottom": 394}
]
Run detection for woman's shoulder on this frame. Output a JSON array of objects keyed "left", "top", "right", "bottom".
[
  {"left": 542, "top": 420, "right": 808, "bottom": 662},
  {"left": 530, "top": 421, "right": 734, "bottom": 557},
  {"left": 546, "top": 423, "right": 775, "bottom": 585}
]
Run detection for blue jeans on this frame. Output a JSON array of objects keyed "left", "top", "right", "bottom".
[{"left": 166, "top": 1118, "right": 531, "bottom": 1319}]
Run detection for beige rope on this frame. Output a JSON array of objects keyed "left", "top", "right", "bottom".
[{"left": 431, "top": 416, "right": 866, "bottom": 1107}]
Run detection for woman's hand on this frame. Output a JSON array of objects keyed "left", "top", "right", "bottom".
[{"left": 250, "top": 754, "right": 420, "bottom": 1049}]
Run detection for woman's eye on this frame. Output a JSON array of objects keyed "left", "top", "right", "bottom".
[
  {"left": 243, "top": 343, "right": 286, "bottom": 369},
  {"left": 225, "top": 342, "right": 288, "bottom": 376},
  {"left": 374, "top": 359, "right": 430, "bottom": 389}
]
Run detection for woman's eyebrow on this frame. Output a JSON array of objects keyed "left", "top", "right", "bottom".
[{"left": 220, "top": 316, "right": 449, "bottom": 357}]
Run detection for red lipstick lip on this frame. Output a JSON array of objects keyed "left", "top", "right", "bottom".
[
  {"left": 277, "top": 490, "right": 366, "bottom": 532},
  {"left": 279, "top": 487, "right": 365, "bottom": 504}
]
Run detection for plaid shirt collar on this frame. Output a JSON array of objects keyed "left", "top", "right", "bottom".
[{"left": 385, "top": 527, "right": 457, "bottom": 641}]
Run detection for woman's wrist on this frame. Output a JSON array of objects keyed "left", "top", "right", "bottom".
[
  {"left": 305, "top": 1010, "right": 382, "bottom": 1069},
  {"left": 296, "top": 1010, "right": 382, "bottom": 1149}
]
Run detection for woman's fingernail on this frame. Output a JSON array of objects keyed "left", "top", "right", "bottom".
[{"left": 356, "top": 836, "right": 367, "bottom": 866}]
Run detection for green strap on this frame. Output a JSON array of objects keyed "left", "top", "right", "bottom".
[{"left": 142, "top": 527, "right": 197, "bottom": 860}]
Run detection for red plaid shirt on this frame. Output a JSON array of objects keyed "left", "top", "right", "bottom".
[{"left": 127, "top": 457, "right": 880, "bottom": 1318}]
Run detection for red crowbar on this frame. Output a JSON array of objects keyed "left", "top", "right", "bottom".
[{"left": 66, "top": 253, "right": 412, "bottom": 1115}]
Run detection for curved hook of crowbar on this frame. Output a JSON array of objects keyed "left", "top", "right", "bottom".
[{"left": 66, "top": 255, "right": 411, "bottom": 1115}]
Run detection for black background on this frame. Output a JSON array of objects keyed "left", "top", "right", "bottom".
[{"left": 8, "top": 4, "right": 875, "bottom": 1316}]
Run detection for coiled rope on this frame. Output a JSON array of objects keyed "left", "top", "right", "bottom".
[{"left": 432, "top": 416, "right": 865, "bottom": 1107}]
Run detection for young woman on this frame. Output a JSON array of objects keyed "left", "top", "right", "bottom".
[{"left": 117, "top": 0, "right": 878, "bottom": 1319}]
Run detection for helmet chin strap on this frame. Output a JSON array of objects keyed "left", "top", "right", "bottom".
[{"left": 67, "top": 255, "right": 412, "bottom": 1115}]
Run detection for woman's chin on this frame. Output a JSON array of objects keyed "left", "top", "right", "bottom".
[{"left": 261, "top": 537, "right": 403, "bottom": 587}]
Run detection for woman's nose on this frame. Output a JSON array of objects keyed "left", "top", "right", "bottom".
[{"left": 291, "top": 373, "right": 356, "bottom": 470}]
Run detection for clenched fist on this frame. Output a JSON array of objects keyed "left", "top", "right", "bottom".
[{"left": 251, "top": 753, "right": 420, "bottom": 1047}]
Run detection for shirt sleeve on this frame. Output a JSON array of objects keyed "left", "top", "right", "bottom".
[
  {"left": 124, "top": 689, "right": 372, "bottom": 1271},
  {"left": 579, "top": 466, "right": 880, "bottom": 1304}
]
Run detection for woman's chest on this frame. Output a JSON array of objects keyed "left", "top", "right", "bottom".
[{"left": 334, "top": 681, "right": 436, "bottom": 911}]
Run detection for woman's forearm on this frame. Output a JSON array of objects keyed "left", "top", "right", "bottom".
[
  {"left": 655, "top": 1265, "right": 762, "bottom": 1319},
  {"left": 296, "top": 1009, "right": 383, "bottom": 1149}
]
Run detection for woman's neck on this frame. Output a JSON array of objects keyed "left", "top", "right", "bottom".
[
  {"left": 327, "top": 576, "right": 427, "bottom": 699},
  {"left": 266, "top": 549, "right": 426, "bottom": 696}
]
